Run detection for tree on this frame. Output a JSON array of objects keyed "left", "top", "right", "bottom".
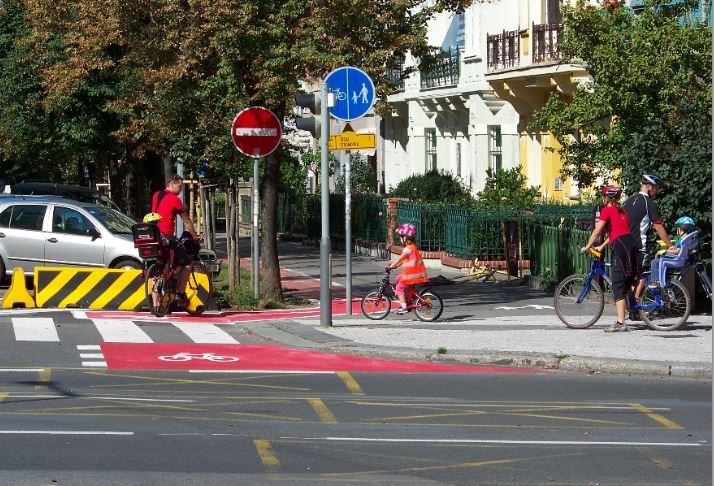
[
  {"left": 335, "top": 154, "right": 377, "bottom": 194},
  {"left": 476, "top": 167, "right": 541, "bottom": 210},
  {"left": 530, "top": 0, "right": 711, "bottom": 238},
  {"left": 14, "top": 0, "right": 475, "bottom": 303}
]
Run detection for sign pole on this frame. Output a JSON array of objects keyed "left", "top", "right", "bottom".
[
  {"left": 345, "top": 150, "right": 352, "bottom": 315},
  {"left": 252, "top": 152, "right": 260, "bottom": 299},
  {"left": 320, "top": 81, "right": 332, "bottom": 327}
]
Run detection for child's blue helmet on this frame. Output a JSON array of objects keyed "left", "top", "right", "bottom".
[{"left": 674, "top": 216, "right": 696, "bottom": 232}]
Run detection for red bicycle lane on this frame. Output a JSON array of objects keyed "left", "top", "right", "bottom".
[{"left": 100, "top": 343, "right": 542, "bottom": 374}]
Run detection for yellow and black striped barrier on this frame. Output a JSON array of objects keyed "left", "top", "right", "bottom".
[{"left": 34, "top": 267, "right": 211, "bottom": 311}]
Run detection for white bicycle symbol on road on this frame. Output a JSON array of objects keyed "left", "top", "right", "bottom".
[{"left": 158, "top": 352, "right": 240, "bottom": 363}]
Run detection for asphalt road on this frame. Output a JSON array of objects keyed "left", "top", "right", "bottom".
[{"left": 0, "top": 368, "right": 709, "bottom": 485}]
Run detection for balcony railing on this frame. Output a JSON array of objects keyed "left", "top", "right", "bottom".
[
  {"left": 420, "top": 48, "right": 460, "bottom": 89},
  {"left": 486, "top": 30, "right": 520, "bottom": 71},
  {"left": 532, "top": 23, "right": 563, "bottom": 64}
]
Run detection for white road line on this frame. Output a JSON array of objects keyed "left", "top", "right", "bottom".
[
  {"left": 92, "top": 319, "right": 153, "bottom": 343},
  {"left": 82, "top": 361, "right": 107, "bottom": 368},
  {"left": 79, "top": 353, "right": 104, "bottom": 359},
  {"left": 88, "top": 397, "right": 195, "bottom": 403},
  {"left": 290, "top": 437, "right": 704, "bottom": 447},
  {"left": 12, "top": 317, "right": 59, "bottom": 342},
  {"left": 0, "top": 369, "right": 46, "bottom": 372},
  {"left": 77, "top": 345, "right": 101, "bottom": 351},
  {"left": 0, "top": 430, "right": 133, "bottom": 436},
  {"left": 172, "top": 322, "right": 239, "bottom": 344}
]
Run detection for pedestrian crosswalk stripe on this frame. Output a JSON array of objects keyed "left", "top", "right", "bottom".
[
  {"left": 172, "top": 322, "right": 239, "bottom": 344},
  {"left": 92, "top": 319, "right": 153, "bottom": 343},
  {"left": 12, "top": 318, "right": 59, "bottom": 342}
]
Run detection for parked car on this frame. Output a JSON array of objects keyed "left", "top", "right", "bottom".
[
  {"left": 0, "top": 195, "right": 142, "bottom": 283},
  {"left": 11, "top": 182, "right": 121, "bottom": 211}
]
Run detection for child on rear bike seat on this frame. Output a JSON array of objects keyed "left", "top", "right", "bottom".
[
  {"left": 385, "top": 223, "right": 429, "bottom": 315},
  {"left": 649, "top": 216, "right": 698, "bottom": 287}
]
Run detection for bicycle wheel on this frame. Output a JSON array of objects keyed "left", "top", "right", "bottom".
[
  {"left": 639, "top": 279, "right": 691, "bottom": 331},
  {"left": 554, "top": 274, "right": 605, "bottom": 329},
  {"left": 414, "top": 290, "right": 443, "bottom": 322},
  {"left": 144, "top": 263, "right": 172, "bottom": 317},
  {"left": 185, "top": 261, "right": 213, "bottom": 315},
  {"left": 361, "top": 291, "right": 392, "bottom": 320}
]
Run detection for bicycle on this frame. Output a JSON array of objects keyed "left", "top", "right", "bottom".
[
  {"left": 360, "top": 268, "right": 444, "bottom": 321},
  {"left": 554, "top": 248, "right": 690, "bottom": 331},
  {"left": 672, "top": 241, "right": 712, "bottom": 303},
  {"left": 132, "top": 223, "right": 213, "bottom": 318}
]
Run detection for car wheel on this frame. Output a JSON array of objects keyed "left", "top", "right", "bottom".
[{"left": 112, "top": 259, "right": 142, "bottom": 270}]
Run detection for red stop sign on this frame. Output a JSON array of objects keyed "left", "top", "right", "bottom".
[{"left": 231, "top": 107, "right": 282, "bottom": 157}]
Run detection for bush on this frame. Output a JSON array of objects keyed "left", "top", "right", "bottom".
[{"left": 389, "top": 169, "right": 471, "bottom": 203}]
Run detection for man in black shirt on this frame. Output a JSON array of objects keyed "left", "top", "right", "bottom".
[{"left": 622, "top": 174, "right": 674, "bottom": 301}]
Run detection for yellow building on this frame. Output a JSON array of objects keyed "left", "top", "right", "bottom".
[{"left": 483, "top": 0, "right": 591, "bottom": 202}]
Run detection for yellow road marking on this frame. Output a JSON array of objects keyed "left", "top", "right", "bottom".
[
  {"left": 336, "top": 372, "right": 364, "bottom": 395},
  {"left": 630, "top": 403, "right": 683, "bottom": 430},
  {"left": 321, "top": 452, "right": 585, "bottom": 477},
  {"left": 638, "top": 447, "right": 673, "bottom": 470},
  {"left": 254, "top": 439, "right": 281, "bottom": 473},
  {"left": 309, "top": 398, "right": 337, "bottom": 424},
  {"left": 35, "top": 368, "right": 51, "bottom": 389},
  {"left": 0, "top": 393, "right": 7, "bottom": 401}
]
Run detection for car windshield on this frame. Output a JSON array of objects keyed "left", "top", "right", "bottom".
[{"left": 85, "top": 206, "right": 136, "bottom": 234}]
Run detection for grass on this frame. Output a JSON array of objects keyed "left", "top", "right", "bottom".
[
  {"left": 437, "top": 347, "right": 448, "bottom": 354},
  {"left": 212, "top": 263, "right": 314, "bottom": 311}
]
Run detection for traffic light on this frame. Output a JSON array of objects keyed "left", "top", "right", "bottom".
[{"left": 294, "top": 92, "right": 321, "bottom": 138}]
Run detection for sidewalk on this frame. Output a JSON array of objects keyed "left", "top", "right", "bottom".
[{"left": 245, "top": 240, "right": 713, "bottom": 379}]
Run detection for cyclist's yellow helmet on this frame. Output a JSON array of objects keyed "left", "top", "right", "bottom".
[{"left": 143, "top": 212, "right": 162, "bottom": 223}]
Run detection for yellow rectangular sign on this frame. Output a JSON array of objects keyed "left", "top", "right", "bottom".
[{"left": 328, "top": 132, "right": 376, "bottom": 150}]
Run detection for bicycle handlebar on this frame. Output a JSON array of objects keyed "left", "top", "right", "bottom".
[{"left": 581, "top": 247, "right": 602, "bottom": 258}]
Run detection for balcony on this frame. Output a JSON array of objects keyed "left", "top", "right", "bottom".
[
  {"left": 532, "top": 23, "right": 563, "bottom": 64},
  {"left": 486, "top": 30, "right": 520, "bottom": 71},
  {"left": 420, "top": 48, "right": 460, "bottom": 89},
  {"left": 386, "top": 59, "right": 406, "bottom": 93}
]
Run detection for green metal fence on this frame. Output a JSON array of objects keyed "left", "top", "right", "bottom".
[
  {"left": 240, "top": 195, "right": 251, "bottom": 225},
  {"left": 526, "top": 223, "right": 597, "bottom": 282}
]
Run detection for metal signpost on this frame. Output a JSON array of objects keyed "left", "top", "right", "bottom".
[
  {"left": 231, "top": 106, "right": 282, "bottom": 300},
  {"left": 324, "top": 67, "right": 376, "bottom": 315}
]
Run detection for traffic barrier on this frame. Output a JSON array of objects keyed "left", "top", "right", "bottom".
[
  {"left": 3, "top": 267, "right": 36, "bottom": 309},
  {"left": 33, "top": 266, "right": 211, "bottom": 311}
]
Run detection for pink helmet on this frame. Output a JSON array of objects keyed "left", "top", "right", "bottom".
[{"left": 395, "top": 222, "right": 416, "bottom": 239}]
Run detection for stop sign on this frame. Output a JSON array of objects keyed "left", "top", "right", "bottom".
[{"left": 231, "top": 107, "right": 282, "bottom": 158}]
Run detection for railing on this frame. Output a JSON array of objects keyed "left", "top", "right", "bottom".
[
  {"left": 420, "top": 48, "right": 460, "bottom": 89},
  {"left": 532, "top": 23, "right": 563, "bottom": 64},
  {"left": 487, "top": 30, "right": 520, "bottom": 71}
]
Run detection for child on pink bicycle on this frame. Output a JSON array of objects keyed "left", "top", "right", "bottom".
[{"left": 385, "top": 222, "right": 429, "bottom": 314}]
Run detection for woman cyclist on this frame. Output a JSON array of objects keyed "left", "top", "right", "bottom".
[{"left": 582, "top": 185, "right": 639, "bottom": 332}]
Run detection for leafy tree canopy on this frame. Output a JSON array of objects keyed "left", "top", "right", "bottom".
[{"left": 530, "top": 0, "right": 711, "bottom": 238}]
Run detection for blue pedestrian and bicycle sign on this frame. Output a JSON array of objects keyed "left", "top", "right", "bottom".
[{"left": 325, "top": 66, "right": 375, "bottom": 121}]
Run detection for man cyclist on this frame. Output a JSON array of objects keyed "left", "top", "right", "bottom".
[
  {"left": 144, "top": 174, "right": 199, "bottom": 313},
  {"left": 622, "top": 174, "right": 674, "bottom": 304}
]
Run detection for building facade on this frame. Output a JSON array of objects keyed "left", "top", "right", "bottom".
[{"left": 379, "top": 4, "right": 521, "bottom": 196}]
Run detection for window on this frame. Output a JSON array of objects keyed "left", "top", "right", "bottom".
[
  {"left": 52, "top": 206, "right": 92, "bottom": 235},
  {"left": 554, "top": 177, "right": 563, "bottom": 191},
  {"left": 456, "top": 143, "right": 462, "bottom": 177},
  {"left": 488, "top": 126, "right": 502, "bottom": 172},
  {"left": 425, "top": 128, "right": 437, "bottom": 171},
  {"left": 9, "top": 205, "right": 46, "bottom": 231}
]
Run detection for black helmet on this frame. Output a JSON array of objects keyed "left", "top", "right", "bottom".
[{"left": 641, "top": 174, "right": 661, "bottom": 186}]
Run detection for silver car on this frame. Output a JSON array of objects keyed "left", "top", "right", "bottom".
[{"left": 0, "top": 195, "right": 142, "bottom": 282}]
